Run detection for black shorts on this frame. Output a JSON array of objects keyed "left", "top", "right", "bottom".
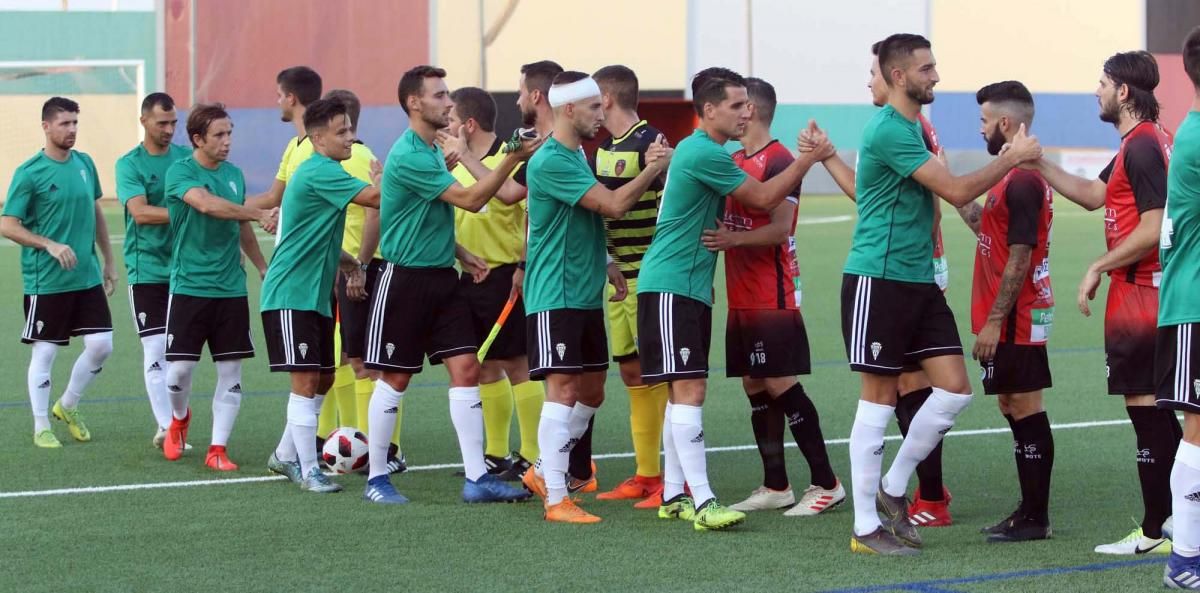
[
  {"left": 1155, "top": 323, "right": 1200, "bottom": 413},
  {"left": 262, "top": 309, "right": 336, "bottom": 373},
  {"left": 526, "top": 308, "right": 608, "bottom": 379},
  {"left": 726, "top": 308, "right": 812, "bottom": 378},
  {"left": 461, "top": 263, "right": 525, "bottom": 361},
  {"left": 336, "top": 258, "right": 384, "bottom": 359},
  {"left": 840, "top": 274, "right": 963, "bottom": 375},
  {"left": 362, "top": 264, "right": 476, "bottom": 373},
  {"left": 127, "top": 283, "right": 169, "bottom": 337},
  {"left": 980, "top": 343, "right": 1053, "bottom": 395},
  {"left": 1105, "top": 279, "right": 1158, "bottom": 395},
  {"left": 165, "top": 294, "right": 255, "bottom": 362},
  {"left": 22, "top": 285, "right": 112, "bottom": 345},
  {"left": 637, "top": 292, "right": 712, "bottom": 383}
]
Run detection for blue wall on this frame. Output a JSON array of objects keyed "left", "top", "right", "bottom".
[{"left": 931, "top": 92, "right": 1120, "bottom": 150}]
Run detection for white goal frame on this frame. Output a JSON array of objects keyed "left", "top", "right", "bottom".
[{"left": 0, "top": 59, "right": 146, "bottom": 144}]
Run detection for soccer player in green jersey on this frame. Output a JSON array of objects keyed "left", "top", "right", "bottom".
[
  {"left": 1, "top": 97, "right": 117, "bottom": 449},
  {"left": 115, "top": 92, "right": 192, "bottom": 448},
  {"left": 515, "top": 71, "right": 670, "bottom": 524},
  {"left": 360, "top": 65, "right": 538, "bottom": 505},
  {"left": 261, "top": 98, "right": 383, "bottom": 493},
  {"left": 636, "top": 67, "right": 828, "bottom": 531},
  {"left": 835, "top": 34, "right": 1040, "bottom": 555},
  {"left": 1159, "top": 26, "right": 1200, "bottom": 589},
  {"left": 161, "top": 104, "right": 275, "bottom": 471}
]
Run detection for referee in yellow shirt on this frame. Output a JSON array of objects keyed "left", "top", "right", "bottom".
[{"left": 446, "top": 87, "right": 544, "bottom": 479}]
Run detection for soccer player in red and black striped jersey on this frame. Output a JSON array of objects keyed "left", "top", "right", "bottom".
[
  {"left": 701, "top": 78, "right": 844, "bottom": 517},
  {"left": 812, "top": 40, "right": 956, "bottom": 527},
  {"left": 957, "top": 81, "right": 1055, "bottom": 542},
  {"left": 1036, "top": 51, "right": 1180, "bottom": 555}
]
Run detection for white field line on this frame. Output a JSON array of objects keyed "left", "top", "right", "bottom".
[
  {"left": 797, "top": 215, "right": 853, "bottom": 225},
  {"left": 0, "top": 418, "right": 1130, "bottom": 500}
]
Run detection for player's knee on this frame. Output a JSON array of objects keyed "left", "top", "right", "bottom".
[
  {"left": 85, "top": 331, "right": 114, "bottom": 362},
  {"left": 1006, "top": 392, "right": 1044, "bottom": 419},
  {"left": 317, "top": 373, "right": 335, "bottom": 395},
  {"left": 762, "top": 377, "right": 796, "bottom": 398},
  {"left": 448, "top": 357, "right": 480, "bottom": 387},
  {"left": 618, "top": 360, "right": 643, "bottom": 387}
]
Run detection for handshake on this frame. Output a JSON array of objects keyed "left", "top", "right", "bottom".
[{"left": 796, "top": 120, "right": 838, "bottom": 162}]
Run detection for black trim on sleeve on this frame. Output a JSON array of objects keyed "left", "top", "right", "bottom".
[
  {"left": 1005, "top": 173, "right": 1044, "bottom": 247},
  {"left": 1123, "top": 133, "right": 1168, "bottom": 214}
]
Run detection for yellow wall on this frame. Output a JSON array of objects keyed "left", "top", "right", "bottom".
[
  {"left": 0, "top": 94, "right": 138, "bottom": 200},
  {"left": 931, "top": 0, "right": 1143, "bottom": 93},
  {"left": 435, "top": 0, "right": 688, "bottom": 91}
]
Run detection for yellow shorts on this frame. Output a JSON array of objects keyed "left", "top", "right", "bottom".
[{"left": 607, "top": 277, "right": 639, "bottom": 361}]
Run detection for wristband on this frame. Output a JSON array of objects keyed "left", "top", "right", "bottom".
[{"left": 517, "top": 261, "right": 526, "bottom": 270}]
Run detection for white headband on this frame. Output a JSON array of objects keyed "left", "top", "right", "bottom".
[{"left": 548, "top": 77, "right": 601, "bottom": 108}]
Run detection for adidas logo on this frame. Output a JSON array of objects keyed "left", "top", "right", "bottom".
[
  {"left": 937, "top": 427, "right": 951, "bottom": 435},
  {"left": 559, "top": 437, "right": 579, "bottom": 453},
  {"left": 873, "top": 445, "right": 885, "bottom": 456},
  {"left": 471, "top": 401, "right": 482, "bottom": 409},
  {"left": 89, "top": 367, "right": 103, "bottom": 375},
  {"left": 37, "top": 380, "right": 50, "bottom": 389},
  {"left": 1186, "top": 491, "right": 1200, "bottom": 503},
  {"left": 49, "top": 183, "right": 58, "bottom": 192},
  {"left": 383, "top": 406, "right": 398, "bottom": 414},
  {"left": 168, "top": 384, "right": 182, "bottom": 393},
  {"left": 690, "top": 430, "right": 704, "bottom": 443},
  {"left": 229, "top": 383, "right": 242, "bottom": 394},
  {"left": 148, "top": 362, "right": 162, "bottom": 372}
]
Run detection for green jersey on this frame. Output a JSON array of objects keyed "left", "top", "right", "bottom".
[
  {"left": 3, "top": 150, "right": 103, "bottom": 295},
  {"left": 637, "top": 129, "right": 746, "bottom": 306},
  {"left": 380, "top": 128, "right": 458, "bottom": 268},
  {"left": 525, "top": 138, "right": 603, "bottom": 313},
  {"left": 115, "top": 143, "right": 191, "bottom": 285},
  {"left": 1160, "top": 110, "right": 1200, "bottom": 326},
  {"left": 261, "top": 154, "right": 368, "bottom": 316},
  {"left": 844, "top": 105, "right": 935, "bottom": 283},
  {"left": 164, "top": 156, "right": 248, "bottom": 298}
]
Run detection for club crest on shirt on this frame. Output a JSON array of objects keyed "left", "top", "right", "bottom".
[
  {"left": 679, "top": 347, "right": 691, "bottom": 365},
  {"left": 228, "top": 181, "right": 237, "bottom": 195},
  {"left": 138, "top": 312, "right": 147, "bottom": 327},
  {"left": 298, "top": 343, "right": 309, "bottom": 359},
  {"left": 386, "top": 343, "right": 395, "bottom": 358},
  {"left": 870, "top": 342, "right": 882, "bottom": 360},
  {"left": 1194, "top": 379, "right": 1200, "bottom": 398},
  {"left": 36, "top": 320, "right": 44, "bottom": 334},
  {"left": 79, "top": 169, "right": 87, "bottom": 184},
  {"left": 167, "top": 333, "right": 174, "bottom": 348},
  {"left": 555, "top": 343, "right": 566, "bottom": 360}
]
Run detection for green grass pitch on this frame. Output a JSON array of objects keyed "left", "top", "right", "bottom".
[{"left": 0, "top": 196, "right": 1167, "bottom": 592}]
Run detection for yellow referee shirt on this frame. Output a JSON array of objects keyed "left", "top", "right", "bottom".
[
  {"left": 341, "top": 141, "right": 382, "bottom": 259},
  {"left": 452, "top": 138, "right": 525, "bottom": 269},
  {"left": 276, "top": 135, "right": 314, "bottom": 182}
]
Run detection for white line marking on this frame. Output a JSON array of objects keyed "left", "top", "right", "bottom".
[
  {"left": 797, "top": 215, "right": 853, "bottom": 225},
  {"left": 0, "top": 418, "right": 1132, "bottom": 499}
]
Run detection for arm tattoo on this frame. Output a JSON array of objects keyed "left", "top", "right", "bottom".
[
  {"left": 957, "top": 201, "right": 983, "bottom": 235},
  {"left": 987, "top": 244, "right": 1032, "bottom": 323}
]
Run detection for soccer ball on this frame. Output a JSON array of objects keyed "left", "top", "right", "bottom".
[{"left": 321, "top": 427, "right": 369, "bottom": 474}]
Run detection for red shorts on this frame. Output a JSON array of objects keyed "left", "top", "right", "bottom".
[{"left": 1104, "top": 279, "right": 1158, "bottom": 395}]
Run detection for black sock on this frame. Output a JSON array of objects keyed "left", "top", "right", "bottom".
[
  {"left": 1003, "top": 413, "right": 1025, "bottom": 511},
  {"left": 1128, "top": 406, "right": 1181, "bottom": 539},
  {"left": 568, "top": 416, "right": 595, "bottom": 480},
  {"left": 748, "top": 391, "right": 789, "bottom": 490},
  {"left": 779, "top": 383, "right": 837, "bottom": 489},
  {"left": 1012, "top": 412, "right": 1054, "bottom": 526},
  {"left": 897, "top": 387, "right": 944, "bottom": 501}
]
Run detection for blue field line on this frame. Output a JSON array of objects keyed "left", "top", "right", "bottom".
[
  {"left": 814, "top": 557, "right": 1160, "bottom": 593},
  {"left": 0, "top": 346, "right": 1105, "bottom": 410}
]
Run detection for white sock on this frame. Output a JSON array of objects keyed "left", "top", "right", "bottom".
[
  {"left": 287, "top": 393, "right": 319, "bottom": 477},
  {"left": 28, "top": 341, "right": 58, "bottom": 432},
  {"left": 165, "top": 361, "right": 196, "bottom": 420},
  {"left": 367, "top": 381, "right": 403, "bottom": 479},
  {"left": 59, "top": 331, "right": 112, "bottom": 409},
  {"left": 275, "top": 423, "right": 297, "bottom": 462},
  {"left": 537, "top": 401, "right": 573, "bottom": 505},
  {"left": 567, "top": 402, "right": 598, "bottom": 440},
  {"left": 210, "top": 360, "right": 243, "bottom": 447},
  {"left": 670, "top": 404, "right": 714, "bottom": 507},
  {"left": 661, "top": 402, "right": 685, "bottom": 501},
  {"left": 850, "top": 399, "right": 894, "bottom": 536},
  {"left": 1173, "top": 440, "right": 1200, "bottom": 557},
  {"left": 449, "top": 386, "right": 486, "bottom": 481},
  {"left": 141, "top": 334, "right": 172, "bottom": 429},
  {"left": 882, "top": 388, "right": 973, "bottom": 497}
]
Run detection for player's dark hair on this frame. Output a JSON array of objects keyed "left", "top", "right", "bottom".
[
  {"left": 449, "top": 87, "right": 497, "bottom": 132},
  {"left": 41, "top": 96, "right": 79, "bottom": 122},
  {"left": 520, "top": 60, "right": 564, "bottom": 97},
  {"left": 745, "top": 77, "right": 777, "bottom": 125},
  {"left": 870, "top": 39, "right": 883, "bottom": 56},
  {"left": 302, "top": 98, "right": 348, "bottom": 132},
  {"left": 186, "top": 102, "right": 230, "bottom": 147},
  {"left": 323, "top": 89, "right": 361, "bottom": 131},
  {"left": 593, "top": 65, "right": 639, "bottom": 110},
  {"left": 1103, "top": 50, "right": 1160, "bottom": 122},
  {"left": 877, "top": 33, "right": 932, "bottom": 86},
  {"left": 690, "top": 67, "right": 746, "bottom": 117},
  {"left": 140, "top": 92, "right": 175, "bottom": 114},
  {"left": 276, "top": 66, "right": 323, "bottom": 106},
  {"left": 1183, "top": 26, "right": 1200, "bottom": 90},
  {"left": 397, "top": 65, "right": 447, "bottom": 115},
  {"left": 553, "top": 71, "right": 591, "bottom": 87},
  {"left": 975, "top": 80, "right": 1035, "bottom": 122}
]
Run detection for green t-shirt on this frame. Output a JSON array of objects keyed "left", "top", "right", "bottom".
[
  {"left": 1160, "top": 110, "right": 1200, "bottom": 326},
  {"left": 261, "top": 154, "right": 368, "bottom": 316},
  {"left": 3, "top": 150, "right": 103, "bottom": 295},
  {"left": 524, "top": 138, "right": 604, "bottom": 313},
  {"left": 116, "top": 143, "right": 191, "bottom": 285},
  {"left": 844, "top": 105, "right": 935, "bottom": 283},
  {"left": 637, "top": 129, "right": 746, "bottom": 306},
  {"left": 164, "top": 156, "right": 248, "bottom": 298},
  {"left": 380, "top": 128, "right": 458, "bottom": 268}
]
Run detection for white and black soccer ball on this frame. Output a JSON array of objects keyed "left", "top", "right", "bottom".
[{"left": 322, "top": 427, "right": 369, "bottom": 474}]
